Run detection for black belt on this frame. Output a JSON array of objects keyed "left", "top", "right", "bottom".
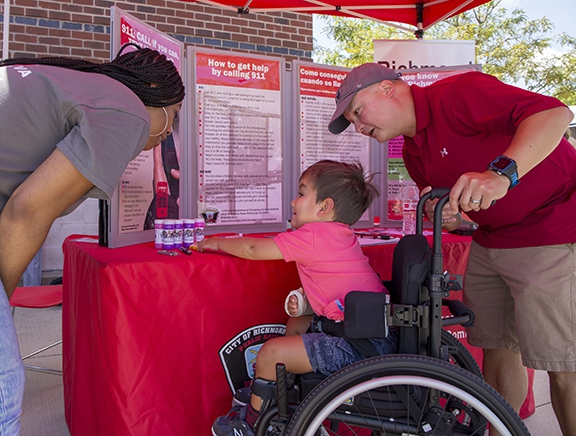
[{"left": 309, "top": 316, "right": 345, "bottom": 335}]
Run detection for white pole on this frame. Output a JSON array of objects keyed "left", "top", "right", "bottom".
[{"left": 2, "top": 0, "right": 10, "bottom": 59}]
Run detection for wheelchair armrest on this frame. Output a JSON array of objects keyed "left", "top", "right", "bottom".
[{"left": 442, "top": 298, "right": 475, "bottom": 327}]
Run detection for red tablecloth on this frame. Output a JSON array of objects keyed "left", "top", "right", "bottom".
[{"left": 62, "top": 232, "right": 533, "bottom": 436}]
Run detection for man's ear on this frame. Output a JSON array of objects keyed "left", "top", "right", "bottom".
[
  {"left": 318, "top": 198, "right": 335, "bottom": 216},
  {"left": 378, "top": 80, "right": 394, "bottom": 97}
]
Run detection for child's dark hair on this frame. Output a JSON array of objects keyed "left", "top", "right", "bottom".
[
  {"left": 301, "top": 159, "right": 380, "bottom": 226},
  {"left": 0, "top": 43, "right": 185, "bottom": 107}
]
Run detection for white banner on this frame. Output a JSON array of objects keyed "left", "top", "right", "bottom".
[{"left": 374, "top": 40, "right": 475, "bottom": 70}]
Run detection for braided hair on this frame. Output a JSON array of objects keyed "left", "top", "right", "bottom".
[{"left": 0, "top": 43, "right": 185, "bottom": 107}]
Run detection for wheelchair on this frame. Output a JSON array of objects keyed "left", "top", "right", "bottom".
[{"left": 252, "top": 188, "right": 530, "bottom": 436}]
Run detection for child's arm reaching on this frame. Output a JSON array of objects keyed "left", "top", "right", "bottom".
[{"left": 195, "top": 236, "right": 284, "bottom": 261}]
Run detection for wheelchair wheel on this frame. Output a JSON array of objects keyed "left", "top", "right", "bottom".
[
  {"left": 284, "top": 354, "right": 529, "bottom": 436},
  {"left": 256, "top": 332, "right": 482, "bottom": 435},
  {"left": 440, "top": 329, "right": 482, "bottom": 378}
]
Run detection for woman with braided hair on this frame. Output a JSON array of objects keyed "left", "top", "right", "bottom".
[{"left": 0, "top": 43, "right": 184, "bottom": 434}]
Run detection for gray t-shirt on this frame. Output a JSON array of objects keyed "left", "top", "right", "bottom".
[{"left": 0, "top": 64, "right": 151, "bottom": 213}]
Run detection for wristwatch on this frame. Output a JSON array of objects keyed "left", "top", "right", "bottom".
[{"left": 487, "top": 155, "right": 520, "bottom": 189}]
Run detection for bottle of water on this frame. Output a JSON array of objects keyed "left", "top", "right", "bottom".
[{"left": 401, "top": 180, "right": 419, "bottom": 235}]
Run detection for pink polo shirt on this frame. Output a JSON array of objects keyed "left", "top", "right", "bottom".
[
  {"left": 274, "top": 222, "right": 386, "bottom": 321},
  {"left": 403, "top": 71, "right": 576, "bottom": 248}
]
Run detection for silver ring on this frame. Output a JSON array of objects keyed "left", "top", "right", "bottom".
[{"left": 469, "top": 198, "right": 481, "bottom": 204}]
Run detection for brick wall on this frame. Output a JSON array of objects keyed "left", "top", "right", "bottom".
[
  {"left": 1, "top": 0, "right": 313, "bottom": 63},
  {"left": 0, "top": 0, "right": 313, "bottom": 275}
]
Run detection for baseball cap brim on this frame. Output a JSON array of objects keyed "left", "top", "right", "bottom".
[{"left": 328, "top": 92, "right": 356, "bottom": 134}]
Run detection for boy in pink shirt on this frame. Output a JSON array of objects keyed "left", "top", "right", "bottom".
[{"left": 197, "top": 160, "right": 398, "bottom": 436}]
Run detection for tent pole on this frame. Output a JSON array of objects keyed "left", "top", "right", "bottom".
[
  {"left": 414, "top": 3, "right": 424, "bottom": 39},
  {"left": 2, "top": 0, "right": 9, "bottom": 59}
]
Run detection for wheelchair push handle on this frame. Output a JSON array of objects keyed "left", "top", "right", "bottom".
[
  {"left": 416, "top": 188, "right": 450, "bottom": 232},
  {"left": 416, "top": 188, "right": 451, "bottom": 273},
  {"left": 427, "top": 187, "right": 451, "bottom": 201}
]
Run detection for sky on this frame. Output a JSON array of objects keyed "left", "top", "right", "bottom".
[
  {"left": 501, "top": 0, "right": 574, "bottom": 52},
  {"left": 313, "top": 0, "right": 575, "bottom": 51}
]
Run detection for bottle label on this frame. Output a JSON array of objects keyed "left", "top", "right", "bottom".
[
  {"left": 156, "top": 181, "right": 168, "bottom": 218},
  {"left": 163, "top": 222, "right": 175, "bottom": 249},
  {"left": 174, "top": 228, "right": 183, "bottom": 248},
  {"left": 194, "top": 218, "right": 205, "bottom": 243},
  {"left": 194, "top": 228, "right": 204, "bottom": 243},
  {"left": 154, "top": 229, "right": 163, "bottom": 249},
  {"left": 184, "top": 228, "right": 194, "bottom": 245}
]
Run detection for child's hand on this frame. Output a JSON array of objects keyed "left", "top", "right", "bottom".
[
  {"left": 194, "top": 237, "right": 220, "bottom": 252},
  {"left": 287, "top": 291, "right": 301, "bottom": 317},
  {"left": 284, "top": 288, "right": 313, "bottom": 317}
]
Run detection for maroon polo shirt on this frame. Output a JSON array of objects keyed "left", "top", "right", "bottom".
[{"left": 402, "top": 71, "right": 576, "bottom": 248}]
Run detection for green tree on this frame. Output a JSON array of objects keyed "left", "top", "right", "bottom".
[{"left": 313, "top": 0, "right": 576, "bottom": 105}]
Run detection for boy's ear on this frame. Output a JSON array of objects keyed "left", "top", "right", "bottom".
[{"left": 318, "top": 198, "right": 335, "bottom": 216}]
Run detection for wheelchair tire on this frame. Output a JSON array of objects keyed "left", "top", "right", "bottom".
[
  {"left": 440, "top": 329, "right": 482, "bottom": 378},
  {"left": 284, "top": 354, "right": 529, "bottom": 436}
]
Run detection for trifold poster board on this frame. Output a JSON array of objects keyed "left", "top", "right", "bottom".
[
  {"left": 187, "top": 48, "right": 286, "bottom": 234},
  {"left": 294, "top": 61, "right": 375, "bottom": 225},
  {"left": 108, "top": 7, "right": 186, "bottom": 248},
  {"left": 187, "top": 57, "right": 377, "bottom": 233}
]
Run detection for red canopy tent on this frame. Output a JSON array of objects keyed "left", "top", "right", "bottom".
[{"left": 187, "top": 0, "right": 490, "bottom": 38}]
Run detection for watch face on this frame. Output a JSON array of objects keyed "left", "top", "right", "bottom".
[
  {"left": 489, "top": 156, "right": 519, "bottom": 189},
  {"left": 492, "top": 157, "right": 512, "bottom": 170}
]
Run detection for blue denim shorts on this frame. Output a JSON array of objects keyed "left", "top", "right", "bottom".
[
  {"left": 0, "top": 282, "right": 25, "bottom": 436},
  {"left": 302, "top": 328, "right": 399, "bottom": 376}
]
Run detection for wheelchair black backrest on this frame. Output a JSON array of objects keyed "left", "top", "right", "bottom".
[{"left": 383, "top": 233, "right": 432, "bottom": 355}]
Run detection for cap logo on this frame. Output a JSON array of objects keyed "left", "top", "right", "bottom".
[{"left": 335, "top": 88, "right": 342, "bottom": 103}]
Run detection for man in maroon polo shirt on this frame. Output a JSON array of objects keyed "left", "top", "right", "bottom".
[{"left": 329, "top": 63, "right": 576, "bottom": 435}]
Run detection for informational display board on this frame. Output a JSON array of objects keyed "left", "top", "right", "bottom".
[
  {"left": 386, "top": 65, "right": 481, "bottom": 221},
  {"left": 108, "top": 7, "right": 185, "bottom": 248},
  {"left": 188, "top": 48, "right": 286, "bottom": 232},
  {"left": 294, "top": 61, "right": 375, "bottom": 225}
]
